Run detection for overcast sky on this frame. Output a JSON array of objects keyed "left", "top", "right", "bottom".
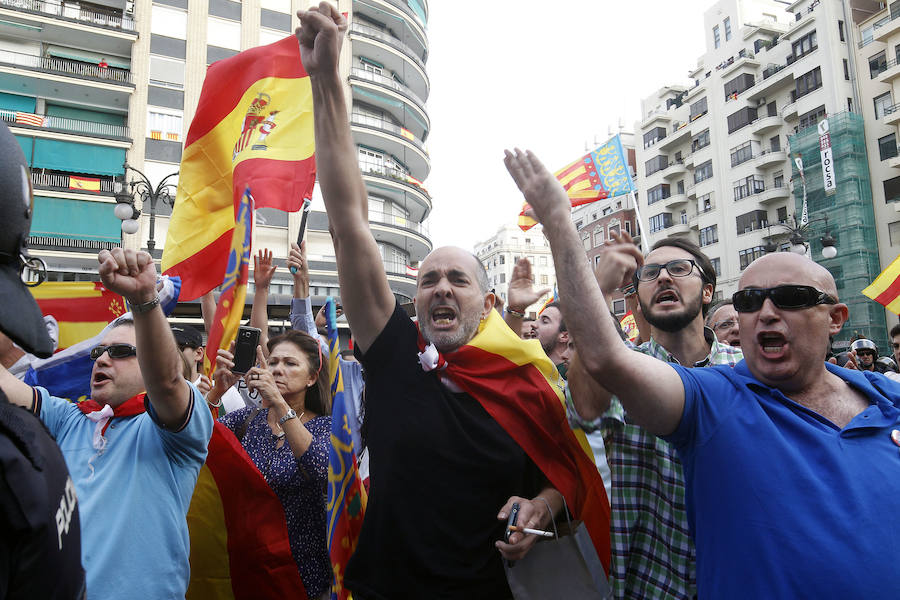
[{"left": 422, "top": 0, "right": 710, "bottom": 251}]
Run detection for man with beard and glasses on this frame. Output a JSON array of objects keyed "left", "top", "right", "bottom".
[
  {"left": 511, "top": 147, "right": 900, "bottom": 597},
  {"left": 562, "top": 233, "right": 741, "bottom": 600},
  {"left": 295, "top": 6, "right": 609, "bottom": 598}
]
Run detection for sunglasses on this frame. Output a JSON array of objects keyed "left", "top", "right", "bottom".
[
  {"left": 90, "top": 343, "right": 137, "bottom": 360},
  {"left": 635, "top": 258, "right": 706, "bottom": 282},
  {"left": 732, "top": 285, "right": 837, "bottom": 313}
]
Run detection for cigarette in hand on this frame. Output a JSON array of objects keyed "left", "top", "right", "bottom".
[{"left": 507, "top": 525, "right": 554, "bottom": 538}]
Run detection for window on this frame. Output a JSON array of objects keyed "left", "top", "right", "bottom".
[
  {"left": 539, "top": 256, "right": 547, "bottom": 266},
  {"left": 767, "top": 102, "right": 778, "bottom": 117},
  {"left": 875, "top": 92, "right": 893, "bottom": 120},
  {"left": 870, "top": 51, "right": 887, "bottom": 79},
  {"left": 727, "top": 106, "right": 758, "bottom": 133},
  {"left": 258, "top": 28, "right": 284, "bottom": 46},
  {"left": 798, "top": 105, "right": 826, "bottom": 130},
  {"left": 677, "top": 180, "right": 685, "bottom": 194},
  {"left": 739, "top": 246, "right": 766, "bottom": 270},
  {"left": 700, "top": 225, "right": 719, "bottom": 246},
  {"left": 582, "top": 235, "right": 591, "bottom": 250},
  {"left": 699, "top": 193, "right": 712, "bottom": 213},
  {"left": 773, "top": 170, "right": 784, "bottom": 188},
  {"left": 602, "top": 206, "right": 612, "bottom": 216},
  {"left": 148, "top": 55, "right": 185, "bottom": 89},
  {"left": 692, "top": 129, "right": 710, "bottom": 152},
  {"left": 151, "top": 4, "right": 187, "bottom": 38},
  {"left": 261, "top": 0, "right": 291, "bottom": 12},
  {"left": 724, "top": 73, "right": 755, "bottom": 100},
  {"left": 736, "top": 209, "right": 768, "bottom": 234},
  {"left": 147, "top": 108, "right": 183, "bottom": 141},
  {"left": 499, "top": 255, "right": 505, "bottom": 265},
  {"left": 792, "top": 30, "right": 817, "bottom": 59},
  {"left": 643, "top": 127, "right": 666, "bottom": 148},
  {"left": 647, "top": 184, "right": 670, "bottom": 205},
  {"left": 500, "top": 273, "right": 506, "bottom": 283},
  {"left": 884, "top": 175, "right": 900, "bottom": 202},
  {"left": 593, "top": 226, "right": 605, "bottom": 247},
  {"left": 733, "top": 176, "right": 765, "bottom": 200},
  {"left": 724, "top": 17, "right": 732, "bottom": 41},
  {"left": 649, "top": 213, "right": 674, "bottom": 233},
  {"left": 695, "top": 160, "right": 713, "bottom": 183},
  {"left": 794, "top": 67, "right": 822, "bottom": 99},
  {"left": 540, "top": 275, "right": 549, "bottom": 285},
  {"left": 777, "top": 206, "right": 788, "bottom": 223},
  {"left": 645, "top": 155, "right": 668, "bottom": 177},
  {"left": 714, "top": 24, "right": 721, "bottom": 49},
  {"left": 690, "top": 98, "right": 708, "bottom": 121},
  {"left": 880, "top": 134, "right": 898, "bottom": 161},
  {"left": 710, "top": 258, "right": 721, "bottom": 277},
  {"left": 207, "top": 16, "right": 241, "bottom": 51},
  {"left": 838, "top": 20, "right": 845, "bottom": 42},
  {"left": 889, "top": 221, "right": 900, "bottom": 245},
  {"left": 843, "top": 59, "right": 850, "bottom": 81},
  {"left": 612, "top": 299, "right": 626, "bottom": 316},
  {"left": 730, "top": 141, "right": 754, "bottom": 166}
]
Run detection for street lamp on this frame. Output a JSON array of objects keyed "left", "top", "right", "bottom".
[
  {"left": 113, "top": 163, "right": 179, "bottom": 251},
  {"left": 764, "top": 213, "right": 837, "bottom": 259}
]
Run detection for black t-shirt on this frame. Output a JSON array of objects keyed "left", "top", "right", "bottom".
[
  {"left": 345, "top": 303, "right": 543, "bottom": 600},
  {"left": 0, "top": 391, "right": 84, "bottom": 599}
]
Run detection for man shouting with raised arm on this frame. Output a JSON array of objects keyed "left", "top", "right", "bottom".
[
  {"left": 505, "top": 148, "right": 900, "bottom": 598},
  {"left": 296, "top": 5, "right": 608, "bottom": 598}
]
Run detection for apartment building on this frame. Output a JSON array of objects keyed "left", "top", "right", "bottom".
[
  {"left": 1, "top": 0, "right": 431, "bottom": 319},
  {"left": 635, "top": 0, "right": 891, "bottom": 350},
  {"left": 474, "top": 223, "right": 556, "bottom": 319}
]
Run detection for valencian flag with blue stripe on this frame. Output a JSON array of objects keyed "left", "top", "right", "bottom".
[
  {"left": 519, "top": 134, "right": 636, "bottom": 231},
  {"left": 162, "top": 35, "right": 315, "bottom": 300},
  {"left": 203, "top": 188, "right": 253, "bottom": 380},
  {"left": 325, "top": 298, "right": 367, "bottom": 600}
]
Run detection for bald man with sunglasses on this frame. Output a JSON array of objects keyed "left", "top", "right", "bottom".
[{"left": 506, "top": 148, "right": 900, "bottom": 598}]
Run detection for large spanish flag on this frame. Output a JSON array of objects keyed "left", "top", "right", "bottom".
[
  {"left": 29, "top": 282, "right": 126, "bottom": 351},
  {"left": 162, "top": 35, "right": 316, "bottom": 300},
  {"left": 862, "top": 253, "right": 900, "bottom": 314}
]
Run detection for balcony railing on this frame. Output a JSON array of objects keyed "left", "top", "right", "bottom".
[
  {"left": 351, "top": 112, "right": 426, "bottom": 152},
  {"left": 0, "top": 0, "right": 136, "bottom": 31},
  {"left": 349, "top": 22, "right": 426, "bottom": 71},
  {"left": 382, "top": 0, "right": 426, "bottom": 29},
  {"left": 384, "top": 259, "right": 416, "bottom": 279},
  {"left": 349, "top": 67, "right": 426, "bottom": 108},
  {"left": 368, "top": 209, "right": 429, "bottom": 237},
  {"left": 31, "top": 171, "right": 117, "bottom": 194},
  {"left": 1, "top": 109, "right": 129, "bottom": 139},
  {"left": 359, "top": 159, "right": 430, "bottom": 197},
  {"left": 0, "top": 49, "right": 133, "bottom": 84}
]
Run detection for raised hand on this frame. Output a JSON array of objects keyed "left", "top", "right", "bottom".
[
  {"left": 98, "top": 248, "right": 158, "bottom": 305},
  {"left": 507, "top": 257, "right": 550, "bottom": 313},
  {"left": 245, "top": 346, "right": 284, "bottom": 409},
  {"left": 254, "top": 248, "right": 276, "bottom": 290},
  {"left": 503, "top": 149, "right": 571, "bottom": 227},
  {"left": 211, "top": 345, "right": 240, "bottom": 396},
  {"left": 287, "top": 241, "right": 308, "bottom": 287},
  {"left": 593, "top": 231, "right": 644, "bottom": 296},
  {"left": 296, "top": 2, "right": 347, "bottom": 77}
]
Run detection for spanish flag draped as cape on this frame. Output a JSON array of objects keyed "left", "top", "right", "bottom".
[
  {"left": 162, "top": 35, "right": 316, "bottom": 300},
  {"left": 419, "top": 310, "right": 611, "bottom": 573}
]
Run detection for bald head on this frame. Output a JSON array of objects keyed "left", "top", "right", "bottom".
[
  {"left": 740, "top": 253, "right": 838, "bottom": 298},
  {"left": 419, "top": 246, "right": 490, "bottom": 293}
]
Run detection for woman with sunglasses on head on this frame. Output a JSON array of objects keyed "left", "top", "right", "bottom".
[{"left": 215, "top": 330, "right": 332, "bottom": 600}]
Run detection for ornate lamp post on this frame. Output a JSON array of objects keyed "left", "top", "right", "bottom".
[
  {"left": 113, "top": 163, "right": 178, "bottom": 251},
  {"left": 764, "top": 213, "right": 837, "bottom": 259}
]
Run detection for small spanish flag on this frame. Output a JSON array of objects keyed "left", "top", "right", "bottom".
[
  {"left": 862, "top": 254, "right": 900, "bottom": 315},
  {"left": 619, "top": 310, "right": 640, "bottom": 342},
  {"left": 69, "top": 175, "right": 101, "bottom": 192},
  {"left": 162, "top": 35, "right": 315, "bottom": 300},
  {"left": 29, "top": 282, "right": 126, "bottom": 351}
]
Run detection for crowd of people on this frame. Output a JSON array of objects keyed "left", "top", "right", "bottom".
[{"left": 3, "top": 3, "right": 900, "bottom": 599}]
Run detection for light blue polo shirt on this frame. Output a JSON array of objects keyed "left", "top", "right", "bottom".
[
  {"left": 664, "top": 360, "right": 900, "bottom": 597},
  {"left": 37, "top": 383, "right": 213, "bottom": 599}
]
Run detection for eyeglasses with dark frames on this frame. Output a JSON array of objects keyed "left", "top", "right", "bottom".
[
  {"left": 732, "top": 285, "right": 837, "bottom": 313},
  {"left": 90, "top": 343, "right": 137, "bottom": 360},
  {"left": 635, "top": 258, "right": 706, "bottom": 283}
]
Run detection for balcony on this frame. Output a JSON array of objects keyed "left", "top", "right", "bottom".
[
  {"left": 663, "top": 193, "right": 689, "bottom": 209},
  {"left": 31, "top": 171, "right": 118, "bottom": 196},
  {"left": 658, "top": 123, "right": 692, "bottom": 151},
  {"left": 368, "top": 210, "right": 432, "bottom": 260},
  {"left": 0, "top": 49, "right": 133, "bottom": 85},
  {"left": 758, "top": 185, "right": 789, "bottom": 205},
  {"left": 877, "top": 57, "right": 900, "bottom": 84},
  {"left": 359, "top": 161, "right": 431, "bottom": 221},
  {"left": 884, "top": 103, "right": 900, "bottom": 126},
  {"left": 888, "top": 154, "right": 900, "bottom": 169},
  {"left": 349, "top": 67, "right": 429, "bottom": 139},
  {"left": 753, "top": 149, "right": 787, "bottom": 169},
  {"left": 639, "top": 109, "right": 672, "bottom": 130},
  {"left": 875, "top": 12, "right": 900, "bottom": 42},
  {"left": 349, "top": 22, "right": 429, "bottom": 100},
  {"left": 0, "top": 0, "right": 136, "bottom": 31},
  {"left": 666, "top": 222, "right": 691, "bottom": 236},
  {"left": 660, "top": 160, "right": 687, "bottom": 180},
  {"left": 751, "top": 115, "right": 784, "bottom": 136},
  {"left": 718, "top": 54, "right": 760, "bottom": 78},
  {"left": 1, "top": 108, "right": 129, "bottom": 140},
  {"left": 746, "top": 65, "right": 794, "bottom": 101},
  {"left": 353, "top": 0, "right": 427, "bottom": 56},
  {"left": 351, "top": 112, "right": 430, "bottom": 179},
  {"left": 782, "top": 101, "right": 798, "bottom": 119}
]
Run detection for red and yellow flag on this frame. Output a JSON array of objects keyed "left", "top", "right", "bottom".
[
  {"left": 69, "top": 175, "right": 101, "bottom": 192},
  {"left": 29, "top": 282, "right": 126, "bottom": 351},
  {"left": 162, "top": 35, "right": 316, "bottom": 300},
  {"left": 187, "top": 422, "right": 307, "bottom": 600},
  {"left": 862, "top": 253, "right": 900, "bottom": 315}
]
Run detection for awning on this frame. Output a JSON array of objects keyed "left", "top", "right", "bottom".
[
  {"left": 15, "top": 135, "right": 33, "bottom": 163},
  {"left": 46, "top": 45, "right": 130, "bottom": 69},
  {"left": 32, "top": 138, "right": 125, "bottom": 176},
  {"left": 32, "top": 196, "right": 121, "bottom": 243}
]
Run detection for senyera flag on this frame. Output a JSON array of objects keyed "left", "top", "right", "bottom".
[
  {"left": 862, "top": 253, "right": 900, "bottom": 315},
  {"left": 519, "top": 134, "right": 636, "bottom": 231},
  {"left": 203, "top": 188, "right": 253, "bottom": 383},
  {"left": 162, "top": 35, "right": 315, "bottom": 300},
  {"left": 325, "top": 298, "right": 367, "bottom": 600}
]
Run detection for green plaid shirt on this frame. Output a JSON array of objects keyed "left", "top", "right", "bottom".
[{"left": 567, "top": 329, "right": 742, "bottom": 600}]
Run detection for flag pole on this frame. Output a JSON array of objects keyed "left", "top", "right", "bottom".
[
  {"left": 290, "top": 198, "right": 312, "bottom": 274},
  {"left": 629, "top": 190, "right": 647, "bottom": 246}
]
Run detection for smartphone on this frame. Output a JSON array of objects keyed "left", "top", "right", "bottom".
[{"left": 232, "top": 326, "right": 261, "bottom": 374}]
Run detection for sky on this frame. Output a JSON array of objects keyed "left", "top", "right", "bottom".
[{"left": 422, "top": 0, "right": 711, "bottom": 251}]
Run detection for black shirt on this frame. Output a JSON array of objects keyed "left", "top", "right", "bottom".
[
  {"left": 0, "top": 391, "right": 84, "bottom": 599},
  {"left": 345, "top": 303, "right": 543, "bottom": 600}
]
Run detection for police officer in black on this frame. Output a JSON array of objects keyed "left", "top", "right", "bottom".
[{"left": 0, "top": 121, "right": 85, "bottom": 599}]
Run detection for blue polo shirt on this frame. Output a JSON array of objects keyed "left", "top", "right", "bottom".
[
  {"left": 664, "top": 360, "right": 900, "bottom": 597},
  {"left": 36, "top": 384, "right": 213, "bottom": 599}
]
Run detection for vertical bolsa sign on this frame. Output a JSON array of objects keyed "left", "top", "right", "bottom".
[{"left": 818, "top": 119, "right": 836, "bottom": 196}]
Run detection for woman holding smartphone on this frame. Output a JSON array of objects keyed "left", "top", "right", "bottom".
[{"left": 214, "top": 331, "right": 333, "bottom": 599}]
